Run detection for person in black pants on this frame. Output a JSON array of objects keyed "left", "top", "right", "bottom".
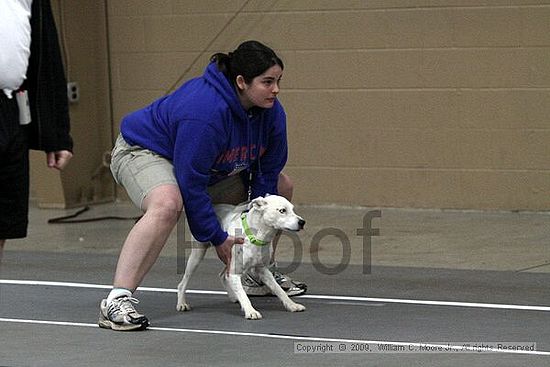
[{"left": 0, "top": 0, "right": 73, "bottom": 262}]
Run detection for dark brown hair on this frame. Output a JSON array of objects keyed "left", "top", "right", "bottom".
[{"left": 211, "top": 40, "right": 284, "bottom": 84}]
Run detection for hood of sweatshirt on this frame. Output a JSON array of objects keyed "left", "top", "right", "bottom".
[{"left": 203, "top": 62, "right": 249, "bottom": 121}]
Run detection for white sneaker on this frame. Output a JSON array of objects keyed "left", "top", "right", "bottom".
[
  {"left": 98, "top": 296, "right": 149, "bottom": 331},
  {"left": 242, "top": 263, "right": 307, "bottom": 297}
]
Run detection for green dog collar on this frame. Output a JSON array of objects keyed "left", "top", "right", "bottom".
[{"left": 241, "top": 212, "right": 269, "bottom": 247}]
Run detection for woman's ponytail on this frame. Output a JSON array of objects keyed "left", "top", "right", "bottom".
[{"left": 210, "top": 52, "right": 231, "bottom": 74}]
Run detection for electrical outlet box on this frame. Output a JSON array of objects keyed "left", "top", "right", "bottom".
[{"left": 67, "top": 82, "right": 80, "bottom": 103}]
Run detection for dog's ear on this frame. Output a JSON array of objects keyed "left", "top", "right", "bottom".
[{"left": 250, "top": 196, "right": 268, "bottom": 211}]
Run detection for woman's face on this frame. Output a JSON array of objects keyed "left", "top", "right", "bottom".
[{"left": 237, "top": 64, "right": 283, "bottom": 110}]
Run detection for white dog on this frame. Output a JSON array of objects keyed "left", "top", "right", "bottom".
[{"left": 176, "top": 195, "right": 306, "bottom": 320}]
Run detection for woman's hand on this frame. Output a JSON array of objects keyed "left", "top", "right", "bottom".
[{"left": 215, "top": 235, "right": 244, "bottom": 273}]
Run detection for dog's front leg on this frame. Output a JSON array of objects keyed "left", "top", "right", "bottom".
[
  {"left": 225, "top": 273, "right": 263, "bottom": 320},
  {"left": 257, "top": 268, "right": 306, "bottom": 312},
  {"left": 223, "top": 241, "right": 262, "bottom": 319}
]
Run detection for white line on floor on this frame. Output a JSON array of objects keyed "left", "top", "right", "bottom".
[
  {"left": 0, "top": 317, "right": 548, "bottom": 356},
  {"left": 1, "top": 279, "right": 550, "bottom": 312}
]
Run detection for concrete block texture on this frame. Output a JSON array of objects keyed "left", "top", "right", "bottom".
[{"left": 107, "top": 0, "right": 550, "bottom": 210}]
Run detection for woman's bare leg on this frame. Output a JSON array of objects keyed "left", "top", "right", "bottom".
[{"left": 113, "top": 184, "right": 183, "bottom": 290}]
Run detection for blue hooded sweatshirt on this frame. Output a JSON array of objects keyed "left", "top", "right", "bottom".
[{"left": 120, "top": 61, "right": 288, "bottom": 246}]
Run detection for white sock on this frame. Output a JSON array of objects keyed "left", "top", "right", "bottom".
[{"left": 107, "top": 287, "right": 132, "bottom": 304}]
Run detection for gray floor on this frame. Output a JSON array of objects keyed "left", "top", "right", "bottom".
[{"left": 1, "top": 202, "right": 550, "bottom": 366}]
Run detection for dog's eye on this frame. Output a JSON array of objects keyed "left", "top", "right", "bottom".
[{"left": 279, "top": 208, "right": 287, "bottom": 214}]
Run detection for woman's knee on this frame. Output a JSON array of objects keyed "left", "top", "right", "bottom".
[
  {"left": 277, "top": 173, "right": 294, "bottom": 201},
  {"left": 142, "top": 184, "right": 183, "bottom": 222}
]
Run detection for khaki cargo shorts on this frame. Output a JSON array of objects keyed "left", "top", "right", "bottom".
[{"left": 110, "top": 134, "right": 247, "bottom": 210}]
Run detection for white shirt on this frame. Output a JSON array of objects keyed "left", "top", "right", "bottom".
[{"left": 0, "top": 0, "right": 33, "bottom": 98}]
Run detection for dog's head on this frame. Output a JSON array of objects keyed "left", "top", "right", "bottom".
[{"left": 249, "top": 195, "right": 305, "bottom": 231}]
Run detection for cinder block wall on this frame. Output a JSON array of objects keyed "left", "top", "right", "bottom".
[
  {"left": 107, "top": 0, "right": 550, "bottom": 210},
  {"left": 30, "top": 0, "right": 114, "bottom": 208}
]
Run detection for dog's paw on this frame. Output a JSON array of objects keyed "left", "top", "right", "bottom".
[
  {"left": 286, "top": 302, "right": 306, "bottom": 312},
  {"left": 176, "top": 303, "right": 192, "bottom": 312},
  {"left": 244, "top": 309, "right": 263, "bottom": 320}
]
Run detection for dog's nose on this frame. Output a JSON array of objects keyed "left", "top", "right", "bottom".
[{"left": 298, "top": 219, "right": 306, "bottom": 229}]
